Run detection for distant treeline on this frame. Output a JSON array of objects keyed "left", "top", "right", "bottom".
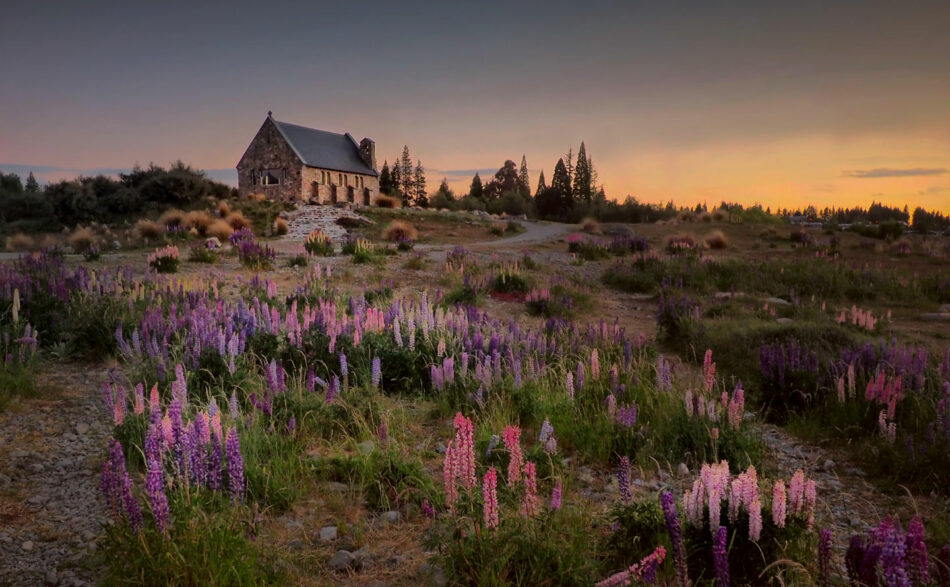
[
  {"left": 0, "top": 162, "right": 235, "bottom": 233},
  {"left": 781, "top": 202, "right": 950, "bottom": 232}
]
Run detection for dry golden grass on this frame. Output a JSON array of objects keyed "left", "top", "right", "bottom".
[
  {"left": 5, "top": 233, "right": 35, "bottom": 252},
  {"left": 705, "top": 229, "right": 728, "bottom": 249},
  {"left": 133, "top": 219, "right": 164, "bottom": 240},
  {"left": 68, "top": 226, "right": 98, "bottom": 252},
  {"left": 374, "top": 194, "right": 402, "bottom": 209},
  {"left": 711, "top": 209, "right": 728, "bottom": 222},
  {"left": 700, "top": 212, "right": 712, "bottom": 223},
  {"left": 217, "top": 200, "right": 232, "bottom": 218},
  {"left": 225, "top": 210, "right": 252, "bottom": 230},
  {"left": 273, "top": 217, "right": 288, "bottom": 236},
  {"left": 159, "top": 209, "right": 186, "bottom": 228},
  {"left": 248, "top": 193, "right": 267, "bottom": 202},
  {"left": 207, "top": 219, "right": 235, "bottom": 241},
  {"left": 381, "top": 220, "right": 418, "bottom": 242},
  {"left": 184, "top": 210, "right": 214, "bottom": 235},
  {"left": 579, "top": 217, "right": 602, "bottom": 234}
]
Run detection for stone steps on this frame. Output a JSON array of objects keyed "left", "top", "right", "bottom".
[{"left": 283, "top": 205, "right": 371, "bottom": 242}]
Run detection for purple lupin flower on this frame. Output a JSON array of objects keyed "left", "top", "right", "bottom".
[
  {"left": 288, "top": 416, "right": 296, "bottom": 434},
  {"left": 120, "top": 471, "right": 143, "bottom": 533},
  {"left": 326, "top": 376, "right": 340, "bottom": 403},
  {"left": 371, "top": 357, "right": 382, "bottom": 389},
  {"left": 339, "top": 352, "right": 348, "bottom": 387},
  {"left": 144, "top": 426, "right": 170, "bottom": 534},
  {"left": 906, "top": 516, "right": 929, "bottom": 585},
  {"left": 306, "top": 367, "right": 316, "bottom": 393},
  {"left": 229, "top": 391, "right": 239, "bottom": 419},
  {"left": 617, "top": 456, "right": 631, "bottom": 504},
  {"left": 713, "top": 525, "right": 729, "bottom": 587},
  {"left": 225, "top": 428, "right": 244, "bottom": 503},
  {"left": 661, "top": 491, "right": 688, "bottom": 587},
  {"left": 818, "top": 528, "right": 832, "bottom": 586},
  {"left": 421, "top": 498, "right": 435, "bottom": 517},
  {"left": 882, "top": 524, "right": 909, "bottom": 587},
  {"left": 206, "top": 430, "right": 222, "bottom": 491},
  {"left": 576, "top": 361, "right": 585, "bottom": 392}
]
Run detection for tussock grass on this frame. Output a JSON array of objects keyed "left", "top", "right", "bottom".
[
  {"left": 133, "top": 219, "right": 163, "bottom": 241},
  {"left": 207, "top": 219, "right": 234, "bottom": 241},
  {"left": 381, "top": 220, "right": 418, "bottom": 242},
  {"left": 5, "top": 232, "right": 35, "bottom": 251},
  {"left": 374, "top": 194, "right": 402, "bottom": 209},
  {"left": 705, "top": 229, "right": 728, "bottom": 249}
]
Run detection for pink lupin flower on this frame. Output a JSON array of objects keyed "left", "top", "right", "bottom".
[
  {"left": 133, "top": 383, "right": 145, "bottom": 416},
  {"left": 788, "top": 470, "right": 805, "bottom": 515},
  {"left": 772, "top": 480, "right": 787, "bottom": 528},
  {"left": 708, "top": 489, "right": 721, "bottom": 534},
  {"left": 748, "top": 497, "right": 763, "bottom": 541},
  {"left": 149, "top": 384, "right": 160, "bottom": 412},
  {"left": 804, "top": 479, "right": 817, "bottom": 529},
  {"left": 521, "top": 461, "right": 539, "bottom": 517},
  {"left": 606, "top": 394, "right": 617, "bottom": 420},
  {"left": 566, "top": 371, "right": 575, "bottom": 400},
  {"left": 453, "top": 412, "right": 477, "bottom": 489},
  {"left": 502, "top": 425, "right": 523, "bottom": 486},
  {"left": 443, "top": 441, "right": 458, "bottom": 512},
  {"left": 550, "top": 480, "right": 562, "bottom": 511},
  {"left": 161, "top": 414, "right": 174, "bottom": 448},
  {"left": 836, "top": 376, "right": 846, "bottom": 403},
  {"left": 482, "top": 468, "right": 499, "bottom": 529},
  {"left": 590, "top": 348, "right": 600, "bottom": 380},
  {"left": 703, "top": 349, "right": 716, "bottom": 393}
]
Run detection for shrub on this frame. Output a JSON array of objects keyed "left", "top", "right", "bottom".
[
  {"left": 206, "top": 219, "right": 234, "bottom": 241},
  {"left": 405, "top": 252, "right": 426, "bottom": 270},
  {"left": 374, "top": 194, "right": 402, "bottom": 208},
  {"left": 83, "top": 245, "right": 102, "bottom": 262},
  {"left": 187, "top": 241, "right": 217, "bottom": 263},
  {"left": 272, "top": 217, "right": 288, "bottom": 236},
  {"left": 490, "top": 222, "right": 505, "bottom": 236},
  {"left": 68, "top": 226, "right": 98, "bottom": 253},
  {"left": 285, "top": 254, "right": 308, "bottom": 268},
  {"left": 183, "top": 210, "right": 214, "bottom": 235},
  {"left": 5, "top": 233, "right": 35, "bottom": 252},
  {"left": 705, "top": 230, "right": 728, "bottom": 249},
  {"left": 666, "top": 234, "right": 701, "bottom": 256},
  {"left": 148, "top": 245, "right": 180, "bottom": 273},
  {"left": 506, "top": 220, "right": 523, "bottom": 233},
  {"left": 304, "top": 230, "right": 334, "bottom": 256},
  {"left": 790, "top": 228, "right": 816, "bottom": 247},
  {"left": 350, "top": 238, "right": 375, "bottom": 264},
  {"left": 217, "top": 199, "right": 231, "bottom": 218},
  {"left": 158, "top": 208, "right": 186, "bottom": 228},
  {"left": 580, "top": 217, "right": 602, "bottom": 234},
  {"left": 381, "top": 220, "right": 418, "bottom": 242},
  {"left": 133, "top": 219, "right": 163, "bottom": 241},
  {"left": 225, "top": 210, "right": 252, "bottom": 230}
]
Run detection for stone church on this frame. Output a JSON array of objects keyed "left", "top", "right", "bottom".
[{"left": 236, "top": 112, "right": 378, "bottom": 205}]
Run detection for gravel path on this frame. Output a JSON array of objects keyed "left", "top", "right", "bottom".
[{"left": 0, "top": 364, "right": 112, "bottom": 587}]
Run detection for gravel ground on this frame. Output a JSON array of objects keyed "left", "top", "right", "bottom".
[{"left": 0, "top": 365, "right": 112, "bottom": 587}]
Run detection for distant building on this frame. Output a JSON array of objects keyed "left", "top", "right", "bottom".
[{"left": 236, "top": 112, "right": 378, "bottom": 205}]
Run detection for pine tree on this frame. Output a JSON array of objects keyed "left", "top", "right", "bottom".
[
  {"left": 391, "top": 158, "right": 401, "bottom": 198},
  {"left": 588, "top": 155, "right": 598, "bottom": 191},
  {"left": 24, "top": 172, "right": 39, "bottom": 193},
  {"left": 412, "top": 160, "right": 427, "bottom": 207},
  {"left": 518, "top": 155, "right": 530, "bottom": 198},
  {"left": 551, "top": 158, "right": 571, "bottom": 203},
  {"left": 535, "top": 169, "right": 547, "bottom": 197},
  {"left": 399, "top": 146, "right": 413, "bottom": 201},
  {"left": 469, "top": 173, "right": 483, "bottom": 200},
  {"left": 564, "top": 148, "right": 574, "bottom": 184},
  {"left": 572, "top": 142, "right": 592, "bottom": 202},
  {"left": 379, "top": 161, "right": 392, "bottom": 194}
]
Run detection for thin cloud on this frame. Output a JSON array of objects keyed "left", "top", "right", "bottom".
[{"left": 842, "top": 167, "right": 947, "bottom": 178}]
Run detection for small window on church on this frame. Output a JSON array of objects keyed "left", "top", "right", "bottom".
[
  {"left": 339, "top": 173, "right": 343, "bottom": 185},
  {"left": 261, "top": 169, "right": 282, "bottom": 185}
]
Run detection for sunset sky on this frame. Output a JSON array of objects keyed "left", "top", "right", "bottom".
[{"left": 2, "top": 1, "right": 949, "bottom": 213}]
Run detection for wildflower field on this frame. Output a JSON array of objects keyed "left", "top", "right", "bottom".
[{"left": 1, "top": 215, "right": 949, "bottom": 586}]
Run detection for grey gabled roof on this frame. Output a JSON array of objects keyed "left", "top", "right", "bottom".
[{"left": 271, "top": 117, "right": 377, "bottom": 176}]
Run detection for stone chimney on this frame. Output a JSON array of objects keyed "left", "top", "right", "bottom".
[{"left": 359, "top": 138, "right": 376, "bottom": 172}]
